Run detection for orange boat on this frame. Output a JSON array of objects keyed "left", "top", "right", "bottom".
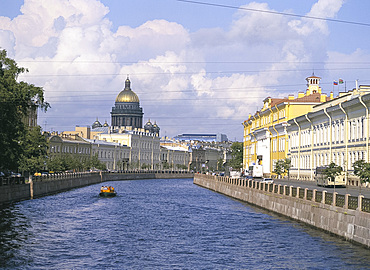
[{"left": 99, "top": 186, "right": 116, "bottom": 197}]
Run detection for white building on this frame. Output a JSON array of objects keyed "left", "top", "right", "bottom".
[
  {"left": 288, "top": 84, "right": 370, "bottom": 186},
  {"left": 95, "top": 126, "right": 161, "bottom": 170},
  {"left": 84, "top": 138, "right": 130, "bottom": 171},
  {"left": 160, "top": 145, "right": 190, "bottom": 170}
]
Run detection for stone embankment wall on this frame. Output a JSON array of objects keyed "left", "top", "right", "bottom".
[
  {"left": 194, "top": 174, "right": 370, "bottom": 248},
  {"left": 0, "top": 171, "right": 193, "bottom": 205}
]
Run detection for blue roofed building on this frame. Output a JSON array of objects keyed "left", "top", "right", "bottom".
[{"left": 174, "top": 133, "right": 228, "bottom": 143}]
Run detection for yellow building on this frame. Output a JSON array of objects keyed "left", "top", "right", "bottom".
[{"left": 243, "top": 75, "right": 333, "bottom": 176}]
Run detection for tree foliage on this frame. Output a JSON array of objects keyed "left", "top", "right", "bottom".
[
  {"left": 47, "top": 153, "right": 106, "bottom": 172},
  {"left": 0, "top": 49, "right": 49, "bottom": 172},
  {"left": 18, "top": 126, "right": 49, "bottom": 173},
  {"left": 228, "top": 141, "right": 243, "bottom": 170},
  {"left": 323, "top": 162, "right": 343, "bottom": 181},
  {"left": 353, "top": 160, "right": 370, "bottom": 184},
  {"left": 273, "top": 158, "right": 291, "bottom": 176}
]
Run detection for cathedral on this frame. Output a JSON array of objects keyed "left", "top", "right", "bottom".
[
  {"left": 92, "top": 77, "right": 160, "bottom": 136},
  {"left": 111, "top": 77, "right": 143, "bottom": 129}
]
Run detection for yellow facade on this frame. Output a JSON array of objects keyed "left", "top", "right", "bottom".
[{"left": 243, "top": 75, "right": 333, "bottom": 176}]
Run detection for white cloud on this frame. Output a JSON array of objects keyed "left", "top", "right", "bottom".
[
  {"left": 289, "top": 0, "right": 344, "bottom": 35},
  {"left": 0, "top": 0, "right": 354, "bottom": 140}
]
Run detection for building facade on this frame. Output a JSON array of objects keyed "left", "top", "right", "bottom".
[
  {"left": 160, "top": 145, "right": 190, "bottom": 170},
  {"left": 48, "top": 133, "right": 131, "bottom": 171},
  {"left": 243, "top": 75, "right": 332, "bottom": 176},
  {"left": 84, "top": 138, "right": 130, "bottom": 171},
  {"left": 96, "top": 127, "right": 161, "bottom": 170},
  {"left": 288, "top": 84, "right": 370, "bottom": 185}
]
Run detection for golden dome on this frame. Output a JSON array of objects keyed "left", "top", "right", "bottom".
[{"left": 115, "top": 77, "right": 140, "bottom": 103}]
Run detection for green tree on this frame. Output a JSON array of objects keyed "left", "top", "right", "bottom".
[
  {"left": 353, "top": 160, "right": 370, "bottom": 187},
  {"left": 88, "top": 153, "right": 106, "bottom": 170},
  {"left": 176, "top": 164, "right": 187, "bottom": 170},
  {"left": 228, "top": 142, "right": 243, "bottom": 170},
  {"left": 274, "top": 159, "right": 292, "bottom": 178},
  {"left": 323, "top": 162, "right": 343, "bottom": 182},
  {"left": 162, "top": 161, "right": 170, "bottom": 170},
  {"left": 0, "top": 49, "right": 49, "bottom": 172},
  {"left": 18, "top": 126, "right": 49, "bottom": 173},
  {"left": 47, "top": 156, "right": 64, "bottom": 172},
  {"left": 273, "top": 159, "right": 285, "bottom": 177},
  {"left": 47, "top": 153, "right": 106, "bottom": 172}
]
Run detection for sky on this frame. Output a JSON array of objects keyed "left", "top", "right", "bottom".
[{"left": 1, "top": 0, "right": 370, "bottom": 141}]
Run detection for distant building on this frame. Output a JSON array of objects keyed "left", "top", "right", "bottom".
[
  {"left": 160, "top": 145, "right": 190, "bottom": 170},
  {"left": 243, "top": 74, "right": 334, "bottom": 176},
  {"left": 48, "top": 133, "right": 130, "bottom": 171},
  {"left": 287, "top": 84, "right": 370, "bottom": 186},
  {"left": 96, "top": 127, "right": 161, "bottom": 170},
  {"left": 53, "top": 77, "right": 168, "bottom": 170},
  {"left": 84, "top": 138, "right": 130, "bottom": 171},
  {"left": 174, "top": 133, "right": 228, "bottom": 142},
  {"left": 144, "top": 119, "right": 160, "bottom": 137},
  {"left": 48, "top": 133, "right": 92, "bottom": 166},
  {"left": 111, "top": 77, "right": 143, "bottom": 129}
]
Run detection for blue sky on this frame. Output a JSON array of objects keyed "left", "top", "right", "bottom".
[{"left": 1, "top": 0, "right": 370, "bottom": 141}]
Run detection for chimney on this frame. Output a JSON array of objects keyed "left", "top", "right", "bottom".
[
  {"left": 320, "top": 94, "right": 327, "bottom": 102},
  {"left": 288, "top": 95, "right": 294, "bottom": 100},
  {"left": 298, "top": 92, "right": 304, "bottom": 98}
]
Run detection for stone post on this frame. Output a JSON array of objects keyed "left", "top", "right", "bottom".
[
  {"left": 312, "top": 189, "right": 317, "bottom": 202},
  {"left": 289, "top": 186, "right": 293, "bottom": 197},
  {"left": 344, "top": 194, "right": 350, "bottom": 209},
  {"left": 332, "top": 192, "right": 337, "bottom": 206},
  {"left": 322, "top": 190, "right": 327, "bottom": 204},
  {"left": 296, "top": 187, "right": 300, "bottom": 198},
  {"left": 304, "top": 188, "right": 308, "bottom": 200},
  {"left": 278, "top": 184, "right": 281, "bottom": 195},
  {"left": 358, "top": 195, "right": 364, "bottom": 211},
  {"left": 29, "top": 175, "right": 33, "bottom": 200}
]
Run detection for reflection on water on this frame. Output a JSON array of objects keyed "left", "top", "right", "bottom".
[{"left": 1, "top": 178, "right": 369, "bottom": 270}]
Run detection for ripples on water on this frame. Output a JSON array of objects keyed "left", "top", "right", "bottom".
[{"left": 1, "top": 178, "right": 369, "bottom": 269}]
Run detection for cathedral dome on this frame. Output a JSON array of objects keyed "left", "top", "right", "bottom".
[
  {"left": 92, "top": 118, "right": 103, "bottom": 129},
  {"left": 115, "top": 77, "right": 140, "bottom": 103}
]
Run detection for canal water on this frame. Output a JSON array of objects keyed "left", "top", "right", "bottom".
[{"left": 1, "top": 178, "right": 369, "bottom": 269}]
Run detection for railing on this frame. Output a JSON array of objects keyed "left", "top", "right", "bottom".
[
  {"left": 325, "top": 193, "right": 333, "bottom": 205},
  {"left": 0, "top": 176, "right": 26, "bottom": 186},
  {"left": 315, "top": 191, "right": 323, "bottom": 203},
  {"left": 299, "top": 188, "right": 305, "bottom": 199},
  {"left": 336, "top": 194, "right": 345, "bottom": 207},
  {"left": 0, "top": 170, "right": 194, "bottom": 186},
  {"left": 32, "top": 171, "right": 100, "bottom": 182},
  {"left": 348, "top": 196, "right": 358, "bottom": 210},
  {"left": 196, "top": 174, "right": 370, "bottom": 213},
  {"left": 292, "top": 187, "right": 297, "bottom": 197}
]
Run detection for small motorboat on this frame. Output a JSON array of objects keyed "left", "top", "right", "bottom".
[{"left": 99, "top": 186, "right": 117, "bottom": 197}]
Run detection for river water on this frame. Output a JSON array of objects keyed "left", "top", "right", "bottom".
[{"left": 0, "top": 178, "right": 369, "bottom": 269}]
